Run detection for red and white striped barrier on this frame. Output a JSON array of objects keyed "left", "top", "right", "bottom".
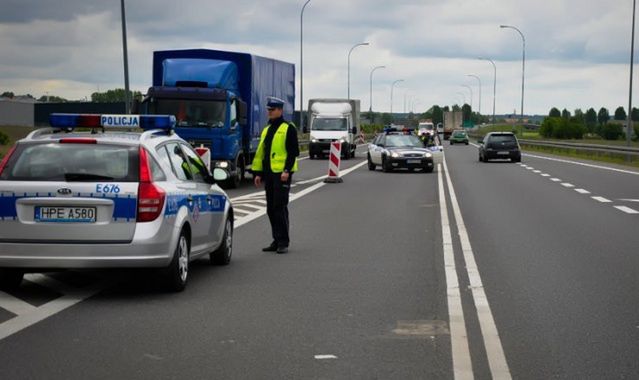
[
  {"left": 324, "top": 141, "right": 343, "bottom": 183},
  {"left": 195, "top": 145, "right": 211, "bottom": 171}
]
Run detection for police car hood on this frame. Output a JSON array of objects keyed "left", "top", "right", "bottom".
[{"left": 386, "top": 146, "right": 430, "bottom": 154}]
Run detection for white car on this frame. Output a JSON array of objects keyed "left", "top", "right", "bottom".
[{"left": 0, "top": 113, "right": 234, "bottom": 292}]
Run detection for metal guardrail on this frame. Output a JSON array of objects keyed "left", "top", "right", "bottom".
[{"left": 518, "top": 139, "right": 639, "bottom": 156}]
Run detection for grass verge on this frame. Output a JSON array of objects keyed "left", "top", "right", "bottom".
[{"left": 521, "top": 143, "right": 639, "bottom": 169}]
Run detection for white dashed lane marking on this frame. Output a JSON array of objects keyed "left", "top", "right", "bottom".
[
  {"left": 592, "top": 196, "right": 612, "bottom": 203},
  {"left": 550, "top": 178, "right": 562, "bottom": 182},
  {"left": 614, "top": 206, "right": 639, "bottom": 214},
  {"left": 561, "top": 183, "right": 575, "bottom": 188},
  {"left": 575, "top": 189, "right": 591, "bottom": 194},
  {"left": 541, "top": 173, "right": 550, "bottom": 177}
]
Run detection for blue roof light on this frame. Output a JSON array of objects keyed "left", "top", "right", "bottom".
[{"left": 48, "top": 113, "right": 175, "bottom": 131}]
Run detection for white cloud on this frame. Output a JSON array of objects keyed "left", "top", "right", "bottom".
[{"left": 1, "top": 0, "right": 637, "bottom": 114}]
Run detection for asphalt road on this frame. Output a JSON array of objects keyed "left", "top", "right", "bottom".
[{"left": 0, "top": 142, "right": 638, "bottom": 379}]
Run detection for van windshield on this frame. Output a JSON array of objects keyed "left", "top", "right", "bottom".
[
  {"left": 312, "top": 118, "right": 347, "bottom": 131},
  {"left": 150, "top": 99, "right": 226, "bottom": 128}
]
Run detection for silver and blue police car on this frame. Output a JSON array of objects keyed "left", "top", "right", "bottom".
[
  {"left": 367, "top": 128, "right": 435, "bottom": 173},
  {"left": 0, "top": 113, "right": 234, "bottom": 292}
]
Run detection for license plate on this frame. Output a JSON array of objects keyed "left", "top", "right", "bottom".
[
  {"left": 35, "top": 207, "right": 96, "bottom": 223},
  {"left": 497, "top": 151, "right": 510, "bottom": 155},
  {"left": 407, "top": 159, "right": 421, "bottom": 164}
]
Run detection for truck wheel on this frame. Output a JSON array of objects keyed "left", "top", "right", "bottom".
[
  {"left": 211, "top": 217, "right": 233, "bottom": 265},
  {"left": 0, "top": 268, "right": 24, "bottom": 290},
  {"left": 162, "top": 230, "right": 189, "bottom": 292}
]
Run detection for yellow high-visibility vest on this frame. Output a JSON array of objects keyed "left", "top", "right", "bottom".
[{"left": 252, "top": 122, "right": 298, "bottom": 173}]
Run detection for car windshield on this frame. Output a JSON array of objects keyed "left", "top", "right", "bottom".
[
  {"left": 1, "top": 142, "right": 138, "bottom": 182},
  {"left": 312, "top": 118, "right": 348, "bottom": 131},
  {"left": 385, "top": 135, "right": 423, "bottom": 147},
  {"left": 151, "top": 99, "right": 226, "bottom": 128}
]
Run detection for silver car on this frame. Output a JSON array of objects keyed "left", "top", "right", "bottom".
[{"left": 0, "top": 114, "right": 234, "bottom": 291}]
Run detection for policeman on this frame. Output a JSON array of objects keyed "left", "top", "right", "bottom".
[{"left": 252, "top": 97, "right": 300, "bottom": 254}]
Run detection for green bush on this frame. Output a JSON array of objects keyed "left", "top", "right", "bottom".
[
  {"left": 600, "top": 123, "right": 623, "bottom": 140},
  {"left": 539, "top": 117, "right": 586, "bottom": 139},
  {"left": 634, "top": 124, "right": 639, "bottom": 141},
  {"left": 360, "top": 124, "right": 384, "bottom": 134},
  {"left": 539, "top": 117, "right": 558, "bottom": 138},
  {"left": 0, "top": 130, "right": 9, "bottom": 146}
]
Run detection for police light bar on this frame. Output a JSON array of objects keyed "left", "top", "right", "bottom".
[{"left": 49, "top": 113, "right": 176, "bottom": 130}]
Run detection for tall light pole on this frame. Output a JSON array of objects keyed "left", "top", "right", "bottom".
[
  {"left": 478, "top": 57, "right": 497, "bottom": 124},
  {"left": 348, "top": 42, "right": 369, "bottom": 99},
  {"left": 456, "top": 92, "right": 466, "bottom": 106},
  {"left": 120, "top": 0, "right": 130, "bottom": 114},
  {"left": 461, "top": 84, "right": 473, "bottom": 110},
  {"left": 627, "top": 0, "right": 636, "bottom": 147},
  {"left": 300, "top": 0, "right": 312, "bottom": 128},
  {"left": 369, "top": 65, "right": 386, "bottom": 121},
  {"left": 501, "top": 24, "right": 526, "bottom": 124},
  {"left": 466, "top": 74, "right": 482, "bottom": 115},
  {"left": 390, "top": 79, "right": 404, "bottom": 120}
]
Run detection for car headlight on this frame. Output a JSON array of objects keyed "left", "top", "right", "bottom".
[
  {"left": 425, "top": 153, "right": 432, "bottom": 158},
  {"left": 215, "top": 161, "right": 230, "bottom": 168},
  {"left": 391, "top": 152, "right": 400, "bottom": 158},
  {"left": 339, "top": 138, "right": 346, "bottom": 143},
  {"left": 311, "top": 138, "right": 318, "bottom": 143}
]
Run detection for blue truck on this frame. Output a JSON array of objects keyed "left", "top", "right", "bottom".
[{"left": 140, "top": 49, "right": 295, "bottom": 187}]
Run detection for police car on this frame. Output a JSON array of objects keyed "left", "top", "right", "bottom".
[
  {"left": 367, "top": 128, "right": 435, "bottom": 173},
  {"left": 0, "top": 113, "right": 234, "bottom": 292}
]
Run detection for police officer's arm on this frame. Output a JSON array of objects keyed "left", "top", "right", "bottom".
[{"left": 284, "top": 125, "right": 300, "bottom": 172}]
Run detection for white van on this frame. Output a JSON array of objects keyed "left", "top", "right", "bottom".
[{"left": 307, "top": 99, "right": 360, "bottom": 159}]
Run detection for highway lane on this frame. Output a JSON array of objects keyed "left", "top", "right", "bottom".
[
  {"left": 444, "top": 143, "right": 639, "bottom": 379},
  {"left": 0, "top": 149, "right": 455, "bottom": 379}
]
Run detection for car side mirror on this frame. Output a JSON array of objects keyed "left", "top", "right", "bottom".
[{"left": 238, "top": 101, "right": 248, "bottom": 125}]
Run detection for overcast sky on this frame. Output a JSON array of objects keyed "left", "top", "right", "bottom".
[{"left": 0, "top": 0, "right": 637, "bottom": 115}]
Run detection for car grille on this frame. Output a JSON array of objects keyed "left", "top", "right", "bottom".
[{"left": 403, "top": 153, "right": 423, "bottom": 158}]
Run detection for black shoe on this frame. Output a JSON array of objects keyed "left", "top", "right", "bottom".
[
  {"left": 276, "top": 246, "right": 288, "bottom": 254},
  {"left": 262, "top": 244, "right": 277, "bottom": 252}
]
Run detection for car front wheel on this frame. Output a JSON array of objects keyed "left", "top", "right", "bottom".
[
  {"left": 382, "top": 157, "right": 392, "bottom": 172},
  {"left": 211, "top": 217, "right": 233, "bottom": 265},
  {"left": 367, "top": 154, "right": 376, "bottom": 170}
]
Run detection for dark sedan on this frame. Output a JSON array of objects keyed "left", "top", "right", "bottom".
[{"left": 478, "top": 132, "right": 521, "bottom": 162}]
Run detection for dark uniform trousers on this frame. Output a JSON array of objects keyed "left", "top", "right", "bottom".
[{"left": 264, "top": 171, "right": 292, "bottom": 247}]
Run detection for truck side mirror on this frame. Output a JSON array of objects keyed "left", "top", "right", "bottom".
[{"left": 238, "top": 101, "right": 248, "bottom": 125}]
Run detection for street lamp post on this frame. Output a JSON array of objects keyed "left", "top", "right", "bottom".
[
  {"left": 348, "top": 42, "right": 369, "bottom": 99},
  {"left": 300, "top": 0, "right": 312, "bottom": 129},
  {"left": 478, "top": 57, "right": 497, "bottom": 124},
  {"left": 369, "top": 65, "right": 386, "bottom": 122},
  {"left": 120, "top": 0, "right": 130, "bottom": 114},
  {"left": 461, "top": 84, "right": 473, "bottom": 110},
  {"left": 500, "top": 24, "right": 526, "bottom": 124},
  {"left": 627, "top": 0, "right": 636, "bottom": 147},
  {"left": 466, "top": 74, "right": 482, "bottom": 115},
  {"left": 390, "top": 79, "right": 404, "bottom": 121},
  {"left": 456, "top": 92, "right": 466, "bottom": 106}
]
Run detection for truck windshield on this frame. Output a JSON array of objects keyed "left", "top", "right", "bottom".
[
  {"left": 312, "top": 118, "right": 347, "bottom": 131},
  {"left": 150, "top": 99, "right": 226, "bottom": 128}
]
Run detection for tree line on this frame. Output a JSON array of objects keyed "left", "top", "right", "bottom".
[
  {"left": 1, "top": 89, "right": 142, "bottom": 103},
  {"left": 542, "top": 106, "right": 639, "bottom": 140}
]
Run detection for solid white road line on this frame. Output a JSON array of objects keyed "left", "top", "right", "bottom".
[
  {"left": 437, "top": 164, "right": 473, "bottom": 380},
  {"left": 592, "top": 196, "right": 612, "bottom": 203},
  {"left": 614, "top": 206, "right": 639, "bottom": 214},
  {"left": 561, "top": 183, "right": 575, "bottom": 188},
  {"left": 0, "top": 281, "right": 106, "bottom": 341},
  {"left": 0, "top": 291, "right": 37, "bottom": 315},
  {"left": 443, "top": 156, "right": 512, "bottom": 379},
  {"left": 575, "top": 189, "right": 591, "bottom": 194},
  {"left": 522, "top": 153, "right": 639, "bottom": 176}
]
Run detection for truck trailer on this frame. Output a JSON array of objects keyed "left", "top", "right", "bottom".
[
  {"left": 443, "top": 111, "right": 463, "bottom": 140},
  {"left": 141, "top": 49, "right": 295, "bottom": 187}
]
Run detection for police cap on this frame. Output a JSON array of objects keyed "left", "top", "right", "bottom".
[{"left": 266, "top": 96, "right": 285, "bottom": 109}]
